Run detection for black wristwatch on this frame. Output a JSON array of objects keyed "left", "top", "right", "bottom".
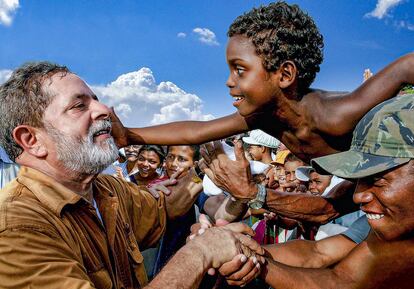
[{"left": 248, "top": 184, "right": 267, "bottom": 210}]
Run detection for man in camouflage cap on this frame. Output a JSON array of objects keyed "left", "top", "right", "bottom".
[
  {"left": 224, "top": 94, "right": 414, "bottom": 288},
  {"left": 311, "top": 94, "right": 414, "bottom": 179}
]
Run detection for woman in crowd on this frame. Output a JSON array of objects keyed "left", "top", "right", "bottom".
[{"left": 130, "top": 145, "right": 167, "bottom": 186}]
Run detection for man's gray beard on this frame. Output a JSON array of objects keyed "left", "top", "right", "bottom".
[{"left": 45, "top": 120, "right": 119, "bottom": 175}]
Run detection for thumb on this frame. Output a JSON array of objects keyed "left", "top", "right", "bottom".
[
  {"left": 215, "top": 219, "right": 230, "bottom": 227},
  {"left": 234, "top": 140, "right": 247, "bottom": 162},
  {"left": 169, "top": 167, "right": 184, "bottom": 181},
  {"left": 199, "top": 214, "right": 213, "bottom": 228}
]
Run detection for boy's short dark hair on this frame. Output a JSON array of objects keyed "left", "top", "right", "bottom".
[
  {"left": 228, "top": 1, "right": 324, "bottom": 95},
  {"left": 138, "top": 145, "right": 166, "bottom": 163},
  {"left": 166, "top": 145, "right": 200, "bottom": 162}
]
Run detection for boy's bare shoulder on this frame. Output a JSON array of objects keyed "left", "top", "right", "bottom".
[{"left": 304, "top": 89, "right": 349, "bottom": 101}]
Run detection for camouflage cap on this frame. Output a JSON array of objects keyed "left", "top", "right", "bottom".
[{"left": 311, "top": 94, "right": 414, "bottom": 179}]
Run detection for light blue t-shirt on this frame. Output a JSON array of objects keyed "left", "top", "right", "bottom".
[
  {"left": 0, "top": 147, "right": 19, "bottom": 189},
  {"left": 341, "top": 215, "right": 370, "bottom": 244}
]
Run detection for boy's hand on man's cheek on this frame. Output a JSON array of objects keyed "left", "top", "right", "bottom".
[{"left": 109, "top": 107, "right": 129, "bottom": 148}]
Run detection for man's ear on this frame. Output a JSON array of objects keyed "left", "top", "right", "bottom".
[
  {"left": 13, "top": 125, "right": 48, "bottom": 158},
  {"left": 277, "top": 61, "right": 297, "bottom": 89}
]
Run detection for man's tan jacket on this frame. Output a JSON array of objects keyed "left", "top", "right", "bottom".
[{"left": 0, "top": 167, "right": 167, "bottom": 288}]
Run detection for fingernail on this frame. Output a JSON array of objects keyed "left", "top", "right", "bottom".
[
  {"left": 240, "top": 255, "right": 247, "bottom": 263},
  {"left": 253, "top": 257, "right": 257, "bottom": 264},
  {"left": 189, "top": 235, "right": 195, "bottom": 240},
  {"left": 198, "top": 228, "right": 205, "bottom": 235},
  {"left": 256, "top": 263, "right": 261, "bottom": 269}
]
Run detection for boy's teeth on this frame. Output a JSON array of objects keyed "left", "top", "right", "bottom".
[
  {"left": 233, "top": 96, "right": 243, "bottom": 101},
  {"left": 366, "top": 213, "right": 384, "bottom": 220}
]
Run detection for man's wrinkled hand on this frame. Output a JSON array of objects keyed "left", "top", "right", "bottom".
[
  {"left": 199, "top": 141, "right": 257, "bottom": 201},
  {"left": 189, "top": 223, "right": 261, "bottom": 270}
]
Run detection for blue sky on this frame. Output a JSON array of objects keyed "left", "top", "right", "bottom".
[{"left": 1, "top": 0, "right": 413, "bottom": 126}]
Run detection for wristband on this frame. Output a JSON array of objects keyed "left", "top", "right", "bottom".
[{"left": 248, "top": 184, "right": 267, "bottom": 210}]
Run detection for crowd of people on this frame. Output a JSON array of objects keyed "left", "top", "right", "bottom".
[{"left": 0, "top": 1, "right": 414, "bottom": 288}]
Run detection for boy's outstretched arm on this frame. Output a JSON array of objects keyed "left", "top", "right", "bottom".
[
  {"left": 320, "top": 53, "right": 414, "bottom": 135},
  {"left": 110, "top": 111, "right": 248, "bottom": 147}
]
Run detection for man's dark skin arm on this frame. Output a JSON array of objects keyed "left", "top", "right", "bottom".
[
  {"left": 221, "top": 233, "right": 359, "bottom": 286},
  {"left": 263, "top": 234, "right": 358, "bottom": 268},
  {"left": 201, "top": 141, "right": 358, "bottom": 223},
  {"left": 265, "top": 180, "right": 358, "bottom": 223},
  {"left": 261, "top": 233, "right": 414, "bottom": 289}
]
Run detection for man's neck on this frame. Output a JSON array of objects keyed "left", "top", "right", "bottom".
[{"left": 19, "top": 157, "right": 96, "bottom": 202}]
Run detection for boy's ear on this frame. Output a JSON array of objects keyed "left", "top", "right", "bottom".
[
  {"left": 278, "top": 61, "right": 297, "bottom": 89},
  {"left": 13, "top": 125, "right": 48, "bottom": 158}
]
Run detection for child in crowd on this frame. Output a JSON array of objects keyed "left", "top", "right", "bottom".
[
  {"left": 112, "top": 1, "right": 414, "bottom": 164},
  {"left": 116, "top": 145, "right": 167, "bottom": 186},
  {"left": 150, "top": 145, "right": 202, "bottom": 275}
]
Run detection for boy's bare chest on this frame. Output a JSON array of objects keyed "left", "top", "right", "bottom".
[{"left": 278, "top": 127, "right": 352, "bottom": 163}]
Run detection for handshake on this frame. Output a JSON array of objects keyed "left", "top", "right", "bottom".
[{"left": 187, "top": 214, "right": 266, "bottom": 287}]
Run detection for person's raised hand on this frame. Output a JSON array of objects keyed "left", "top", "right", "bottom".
[
  {"left": 113, "top": 166, "right": 125, "bottom": 180},
  {"left": 146, "top": 169, "right": 183, "bottom": 198},
  {"left": 110, "top": 107, "right": 129, "bottom": 148},
  {"left": 200, "top": 141, "right": 257, "bottom": 201}
]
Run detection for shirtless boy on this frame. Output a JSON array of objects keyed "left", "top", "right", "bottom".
[{"left": 113, "top": 1, "right": 414, "bottom": 164}]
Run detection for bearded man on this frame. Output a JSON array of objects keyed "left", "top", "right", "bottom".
[{"left": 0, "top": 62, "right": 261, "bottom": 289}]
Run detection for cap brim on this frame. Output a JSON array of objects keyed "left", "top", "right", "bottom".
[
  {"left": 242, "top": 136, "right": 261, "bottom": 146},
  {"left": 295, "top": 166, "right": 313, "bottom": 182},
  {"left": 311, "top": 150, "right": 410, "bottom": 179}
]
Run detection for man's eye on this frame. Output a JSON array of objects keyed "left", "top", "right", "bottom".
[
  {"left": 372, "top": 177, "right": 387, "bottom": 187},
  {"left": 72, "top": 103, "right": 85, "bottom": 110}
]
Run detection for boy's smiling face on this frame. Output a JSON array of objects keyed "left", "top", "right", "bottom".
[{"left": 226, "top": 35, "right": 281, "bottom": 117}]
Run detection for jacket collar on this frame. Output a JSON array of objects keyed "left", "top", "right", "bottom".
[{"left": 17, "top": 166, "right": 84, "bottom": 216}]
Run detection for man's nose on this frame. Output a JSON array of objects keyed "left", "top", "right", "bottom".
[
  {"left": 353, "top": 184, "right": 375, "bottom": 205},
  {"left": 91, "top": 99, "right": 111, "bottom": 121}
]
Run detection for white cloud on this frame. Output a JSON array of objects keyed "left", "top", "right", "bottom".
[
  {"left": 395, "top": 19, "right": 414, "bottom": 31},
  {"left": 193, "top": 27, "right": 219, "bottom": 46},
  {"left": 92, "top": 67, "right": 214, "bottom": 126},
  {"left": 0, "top": 69, "right": 12, "bottom": 84},
  {"left": 351, "top": 40, "right": 384, "bottom": 50},
  {"left": 0, "top": 0, "right": 19, "bottom": 26},
  {"left": 365, "top": 0, "right": 403, "bottom": 19},
  {"left": 177, "top": 32, "right": 186, "bottom": 38}
]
